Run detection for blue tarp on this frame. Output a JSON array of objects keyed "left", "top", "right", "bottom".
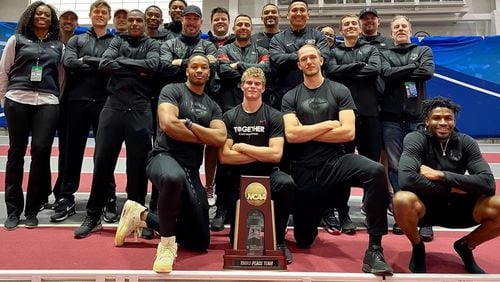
[
  {"left": 419, "top": 36, "right": 500, "bottom": 137},
  {"left": 1, "top": 22, "right": 499, "bottom": 137}
]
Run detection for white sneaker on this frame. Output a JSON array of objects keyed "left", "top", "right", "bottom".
[
  {"left": 153, "top": 236, "right": 178, "bottom": 273},
  {"left": 206, "top": 185, "right": 217, "bottom": 207},
  {"left": 114, "top": 200, "right": 147, "bottom": 246}
]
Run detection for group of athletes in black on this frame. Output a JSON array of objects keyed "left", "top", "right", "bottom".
[{"left": 1, "top": 0, "right": 499, "bottom": 276}]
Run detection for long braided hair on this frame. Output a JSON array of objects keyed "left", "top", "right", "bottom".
[{"left": 16, "top": 1, "right": 59, "bottom": 41}]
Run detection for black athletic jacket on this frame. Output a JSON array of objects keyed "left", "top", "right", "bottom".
[
  {"left": 217, "top": 41, "right": 270, "bottom": 111},
  {"left": 380, "top": 43, "right": 434, "bottom": 122},
  {"left": 159, "top": 33, "right": 219, "bottom": 98},
  {"left": 99, "top": 34, "right": 160, "bottom": 110},
  {"left": 360, "top": 33, "right": 394, "bottom": 50},
  {"left": 325, "top": 40, "right": 381, "bottom": 117},
  {"left": 269, "top": 27, "right": 329, "bottom": 108},
  {"left": 399, "top": 129, "right": 495, "bottom": 197},
  {"left": 63, "top": 28, "right": 115, "bottom": 101}
]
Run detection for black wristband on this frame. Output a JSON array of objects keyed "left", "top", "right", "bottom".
[{"left": 185, "top": 118, "right": 193, "bottom": 129}]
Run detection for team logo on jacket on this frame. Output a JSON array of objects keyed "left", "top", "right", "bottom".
[
  {"left": 305, "top": 39, "right": 316, "bottom": 45},
  {"left": 448, "top": 150, "right": 461, "bottom": 162}
]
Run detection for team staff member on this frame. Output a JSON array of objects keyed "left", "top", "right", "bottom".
[
  {"left": 50, "top": 0, "right": 115, "bottom": 223},
  {"left": 216, "top": 15, "right": 270, "bottom": 116},
  {"left": 160, "top": 5, "right": 218, "bottom": 98},
  {"left": 218, "top": 67, "right": 295, "bottom": 264},
  {"left": 395, "top": 96, "right": 499, "bottom": 274},
  {"left": 1, "top": 1, "right": 63, "bottom": 230},
  {"left": 380, "top": 15, "right": 435, "bottom": 238},
  {"left": 58, "top": 10, "right": 78, "bottom": 44},
  {"left": 269, "top": 0, "right": 329, "bottom": 110},
  {"left": 112, "top": 8, "right": 128, "bottom": 35},
  {"left": 74, "top": 9, "right": 160, "bottom": 238},
  {"left": 359, "top": 7, "right": 393, "bottom": 49},
  {"left": 207, "top": 7, "right": 235, "bottom": 47},
  {"left": 47, "top": 8, "right": 78, "bottom": 211},
  {"left": 147, "top": 54, "right": 226, "bottom": 272},
  {"left": 282, "top": 44, "right": 393, "bottom": 276}
]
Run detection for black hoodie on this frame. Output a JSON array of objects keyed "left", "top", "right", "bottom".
[{"left": 99, "top": 34, "right": 160, "bottom": 110}]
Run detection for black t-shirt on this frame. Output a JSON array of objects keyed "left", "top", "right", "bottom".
[
  {"left": 152, "top": 83, "right": 223, "bottom": 169},
  {"left": 282, "top": 79, "right": 356, "bottom": 167},
  {"left": 223, "top": 103, "right": 283, "bottom": 175}
]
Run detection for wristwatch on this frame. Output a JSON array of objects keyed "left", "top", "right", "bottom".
[{"left": 185, "top": 118, "right": 193, "bottom": 129}]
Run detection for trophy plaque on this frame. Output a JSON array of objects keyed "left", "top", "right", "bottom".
[{"left": 223, "top": 176, "right": 286, "bottom": 270}]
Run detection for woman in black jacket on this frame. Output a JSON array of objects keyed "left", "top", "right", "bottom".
[{"left": 0, "top": 1, "right": 63, "bottom": 230}]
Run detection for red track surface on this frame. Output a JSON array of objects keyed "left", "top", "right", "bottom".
[{"left": 1, "top": 228, "right": 499, "bottom": 274}]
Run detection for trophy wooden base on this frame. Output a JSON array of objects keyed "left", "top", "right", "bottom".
[{"left": 223, "top": 249, "right": 287, "bottom": 270}]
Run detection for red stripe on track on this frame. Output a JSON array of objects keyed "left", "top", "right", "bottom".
[
  {"left": 483, "top": 153, "right": 500, "bottom": 163},
  {"left": 0, "top": 145, "right": 127, "bottom": 158},
  {"left": 0, "top": 172, "right": 207, "bottom": 192}
]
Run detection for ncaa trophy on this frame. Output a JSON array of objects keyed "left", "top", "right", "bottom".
[{"left": 223, "top": 176, "right": 286, "bottom": 270}]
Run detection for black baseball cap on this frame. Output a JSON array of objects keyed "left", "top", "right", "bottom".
[
  {"left": 183, "top": 5, "right": 202, "bottom": 18},
  {"left": 359, "top": 7, "right": 378, "bottom": 18}
]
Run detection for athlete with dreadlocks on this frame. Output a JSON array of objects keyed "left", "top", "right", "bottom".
[
  {"left": 1, "top": 1, "right": 63, "bottom": 230},
  {"left": 394, "top": 96, "right": 499, "bottom": 274}
]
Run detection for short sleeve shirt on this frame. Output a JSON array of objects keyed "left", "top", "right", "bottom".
[
  {"left": 223, "top": 103, "right": 283, "bottom": 175},
  {"left": 281, "top": 79, "right": 356, "bottom": 167},
  {"left": 152, "top": 83, "right": 223, "bottom": 169}
]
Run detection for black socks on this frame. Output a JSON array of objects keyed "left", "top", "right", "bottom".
[
  {"left": 409, "top": 240, "right": 426, "bottom": 273},
  {"left": 453, "top": 238, "right": 486, "bottom": 274},
  {"left": 368, "top": 234, "right": 382, "bottom": 248}
]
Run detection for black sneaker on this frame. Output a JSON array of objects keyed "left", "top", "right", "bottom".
[
  {"left": 338, "top": 209, "right": 356, "bottom": 235},
  {"left": 103, "top": 198, "right": 119, "bottom": 223},
  {"left": 453, "top": 238, "right": 486, "bottom": 274},
  {"left": 50, "top": 198, "right": 75, "bottom": 222},
  {"left": 39, "top": 202, "right": 48, "bottom": 212},
  {"left": 387, "top": 195, "right": 394, "bottom": 216},
  {"left": 74, "top": 215, "right": 102, "bottom": 238},
  {"left": 321, "top": 208, "right": 341, "bottom": 235},
  {"left": 210, "top": 207, "right": 227, "bottom": 232},
  {"left": 392, "top": 223, "right": 404, "bottom": 235},
  {"left": 360, "top": 206, "right": 367, "bottom": 216},
  {"left": 409, "top": 241, "right": 426, "bottom": 273},
  {"left": 277, "top": 242, "right": 293, "bottom": 264},
  {"left": 24, "top": 215, "right": 38, "bottom": 229},
  {"left": 362, "top": 245, "right": 394, "bottom": 276},
  {"left": 141, "top": 227, "right": 155, "bottom": 240},
  {"left": 419, "top": 226, "right": 434, "bottom": 242},
  {"left": 4, "top": 214, "right": 20, "bottom": 230}
]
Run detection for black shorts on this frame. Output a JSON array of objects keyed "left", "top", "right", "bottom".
[{"left": 418, "top": 193, "right": 480, "bottom": 228}]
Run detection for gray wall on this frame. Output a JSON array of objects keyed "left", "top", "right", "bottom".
[
  {"left": 0, "top": 0, "right": 29, "bottom": 22},
  {"left": 0, "top": 0, "right": 498, "bottom": 35}
]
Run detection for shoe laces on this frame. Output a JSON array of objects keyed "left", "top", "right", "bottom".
[
  {"left": 206, "top": 185, "right": 215, "bottom": 198},
  {"left": 157, "top": 243, "right": 178, "bottom": 262},
  {"left": 369, "top": 246, "right": 386, "bottom": 262},
  {"left": 82, "top": 215, "right": 99, "bottom": 227}
]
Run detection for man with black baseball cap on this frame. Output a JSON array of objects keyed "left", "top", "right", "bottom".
[{"left": 359, "top": 7, "right": 393, "bottom": 49}]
